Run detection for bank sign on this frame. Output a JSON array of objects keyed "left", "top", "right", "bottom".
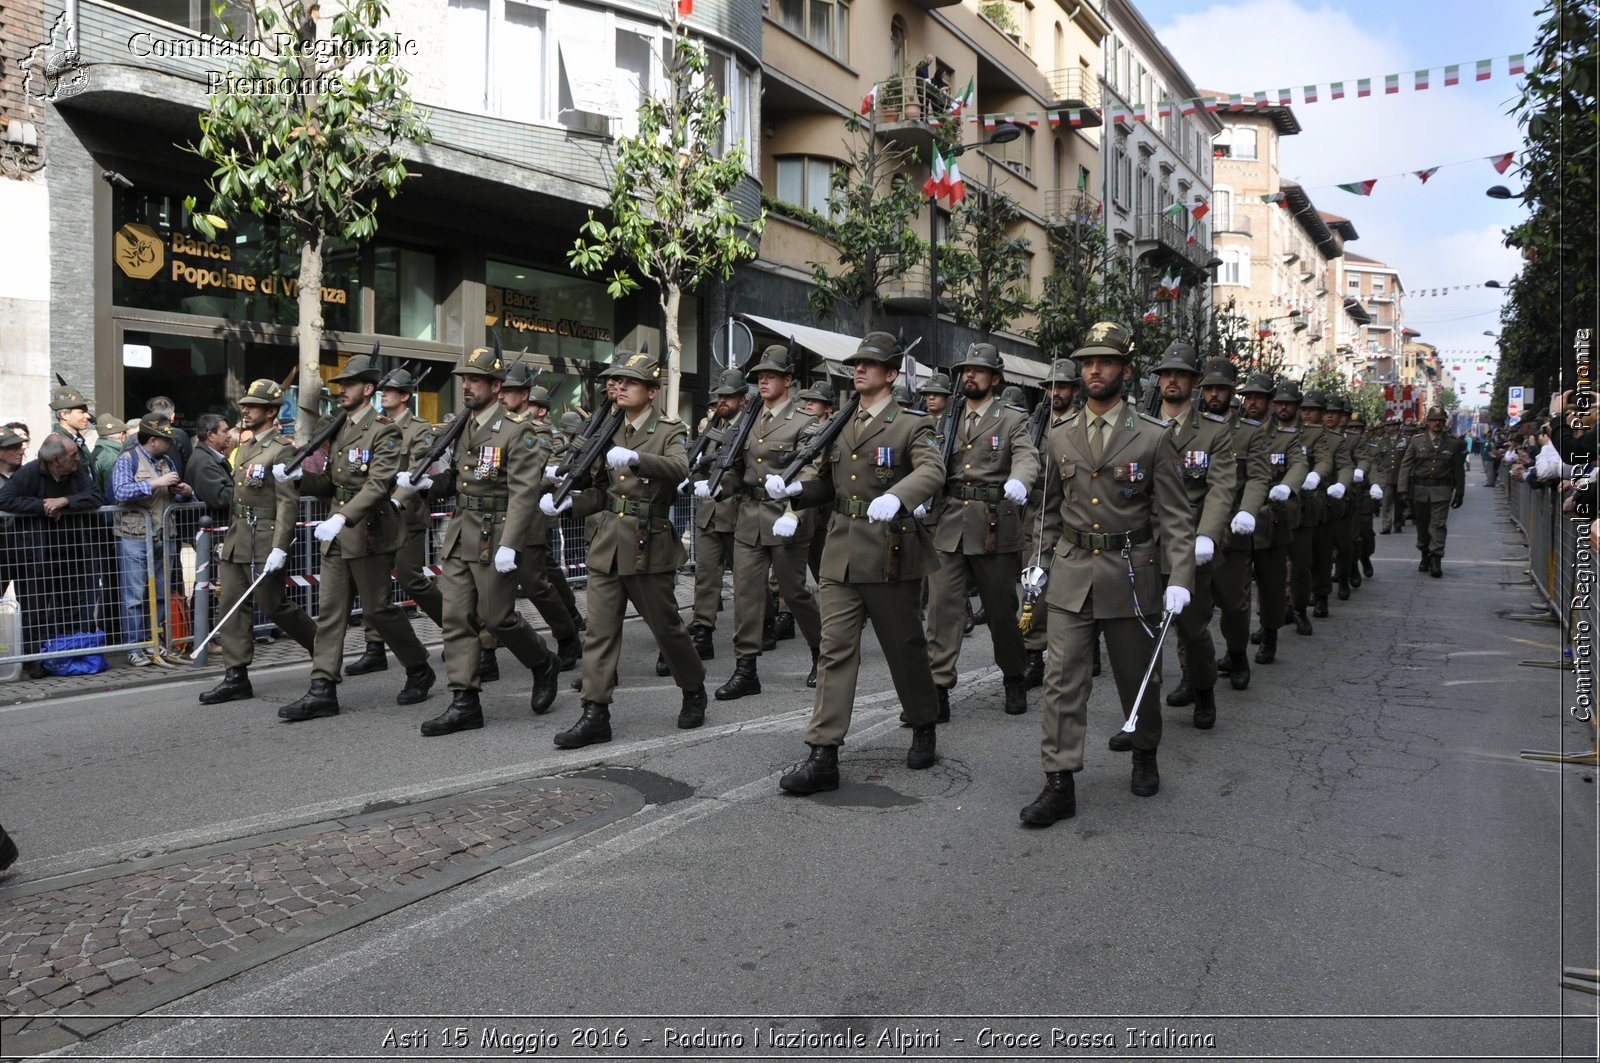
[{"left": 113, "top": 221, "right": 350, "bottom": 306}]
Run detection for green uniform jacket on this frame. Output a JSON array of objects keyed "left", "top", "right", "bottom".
[
  {"left": 1218, "top": 414, "right": 1276, "bottom": 552},
  {"left": 1167, "top": 409, "right": 1239, "bottom": 545},
  {"left": 1248, "top": 419, "right": 1311, "bottom": 547},
  {"left": 932, "top": 396, "right": 1039, "bottom": 555},
  {"left": 1326, "top": 428, "right": 1356, "bottom": 517},
  {"left": 436, "top": 406, "right": 549, "bottom": 562},
  {"left": 385, "top": 409, "right": 437, "bottom": 532},
  {"left": 300, "top": 406, "right": 407, "bottom": 559},
  {"left": 1397, "top": 431, "right": 1466, "bottom": 500},
  {"left": 726, "top": 396, "right": 819, "bottom": 548},
  {"left": 1039, "top": 402, "right": 1195, "bottom": 616},
  {"left": 794, "top": 398, "right": 946, "bottom": 583},
  {"left": 90, "top": 438, "right": 122, "bottom": 495},
  {"left": 220, "top": 427, "right": 301, "bottom": 565},
  {"left": 571, "top": 408, "right": 689, "bottom": 575},
  {"left": 1021, "top": 410, "right": 1072, "bottom": 565},
  {"left": 1292, "top": 420, "right": 1336, "bottom": 528},
  {"left": 692, "top": 415, "right": 741, "bottom": 535}
]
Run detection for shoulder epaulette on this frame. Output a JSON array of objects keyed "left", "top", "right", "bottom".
[
  {"left": 1241, "top": 417, "right": 1262, "bottom": 426},
  {"left": 504, "top": 411, "right": 525, "bottom": 424},
  {"left": 657, "top": 415, "right": 685, "bottom": 426},
  {"left": 377, "top": 414, "right": 394, "bottom": 425},
  {"left": 903, "top": 408, "right": 929, "bottom": 417},
  {"left": 1203, "top": 412, "right": 1229, "bottom": 423},
  {"left": 1139, "top": 412, "right": 1168, "bottom": 427}
]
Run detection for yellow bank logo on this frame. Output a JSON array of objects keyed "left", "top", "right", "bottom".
[{"left": 114, "top": 222, "right": 164, "bottom": 279}]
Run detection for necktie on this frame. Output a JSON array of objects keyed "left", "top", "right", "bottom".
[
  {"left": 852, "top": 410, "right": 870, "bottom": 448},
  {"left": 1089, "top": 416, "right": 1105, "bottom": 463},
  {"left": 625, "top": 423, "right": 636, "bottom": 442}
]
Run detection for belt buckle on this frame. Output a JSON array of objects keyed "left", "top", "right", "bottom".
[{"left": 244, "top": 508, "right": 258, "bottom": 527}]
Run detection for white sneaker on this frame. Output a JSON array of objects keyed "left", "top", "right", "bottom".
[
  {"left": 128, "top": 651, "right": 152, "bottom": 668},
  {"left": 148, "top": 651, "right": 175, "bottom": 668}
]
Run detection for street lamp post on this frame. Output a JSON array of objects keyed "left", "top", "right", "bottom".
[{"left": 927, "top": 122, "right": 1021, "bottom": 366}]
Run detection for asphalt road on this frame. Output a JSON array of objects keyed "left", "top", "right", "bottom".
[{"left": 2, "top": 474, "right": 1595, "bottom": 1061}]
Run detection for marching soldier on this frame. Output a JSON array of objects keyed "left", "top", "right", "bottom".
[
  {"left": 797, "top": 378, "right": 842, "bottom": 582},
  {"left": 1023, "top": 322, "right": 1194, "bottom": 827},
  {"left": 1348, "top": 412, "right": 1382, "bottom": 584},
  {"left": 1246, "top": 378, "right": 1311, "bottom": 665},
  {"left": 775, "top": 331, "right": 947, "bottom": 794},
  {"left": 1151, "top": 343, "right": 1237, "bottom": 731},
  {"left": 1020, "top": 359, "right": 1080, "bottom": 688},
  {"left": 49, "top": 380, "right": 93, "bottom": 464},
  {"left": 1397, "top": 405, "right": 1466, "bottom": 577},
  {"left": 1278, "top": 383, "right": 1333, "bottom": 636},
  {"left": 1298, "top": 391, "right": 1347, "bottom": 620},
  {"left": 198, "top": 380, "right": 318, "bottom": 705},
  {"left": 345, "top": 366, "right": 445, "bottom": 677},
  {"left": 685, "top": 368, "right": 749, "bottom": 660},
  {"left": 1321, "top": 395, "right": 1359, "bottom": 605},
  {"left": 274, "top": 355, "right": 437, "bottom": 721},
  {"left": 1212, "top": 369, "right": 1283, "bottom": 686},
  {"left": 921, "top": 373, "right": 952, "bottom": 419},
  {"left": 707, "top": 343, "right": 824, "bottom": 699},
  {"left": 924, "top": 343, "right": 1039, "bottom": 718},
  {"left": 400, "top": 346, "right": 562, "bottom": 736},
  {"left": 541, "top": 349, "right": 707, "bottom": 748},
  {"left": 1375, "top": 418, "right": 1403, "bottom": 533}
]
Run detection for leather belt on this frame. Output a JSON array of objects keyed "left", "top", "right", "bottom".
[
  {"left": 833, "top": 497, "right": 873, "bottom": 518},
  {"left": 458, "top": 493, "right": 509, "bottom": 513},
  {"left": 1060, "top": 525, "right": 1153, "bottom": 550},
  {"left": 232, "top": 503, "right": 276, "bottom": 522},
  {"left": 1414, "top": 477, "right": 1453, "bottom": 486},
  {"left": 607, "top": 494, "right": 656, "bottom": 519},
  {"left": 953, "top": 484, "right": 1003, "bottom": 503}
]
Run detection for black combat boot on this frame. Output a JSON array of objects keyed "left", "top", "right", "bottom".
[
  {"left": 570, "top": 609, "right": 587, "bottom": 633},
  {"left": 1429, "top": 554, "right": 1443, "bottom": 578},
  {"left": 1192, "top": 687, "right": 1217, "bottom": 730},
  {"left": 553, "top": 702, "right": 611, "bottom": 749},
  {"left": 1293, "top": 609, "right": 1314, "bottom": 636},
  {"left": 1349, "top": 567, "right": 1362, "bottom": 589},
  {"left": 963, "top": 602, "right": 976, "bottom": 635},
  {"left": 1003, "top": 675, "right": 1028, "bottom": 715},
  {"left": 279, "top": 679, "right": 339, "bottom": 722},
  {"left": 1019, "top": 772, "right": 1076, "bottom": 826},
  {"left": 1165, "top": 678, "right": 1195, "bottom": 707},
  {"left": 530, "top": 653, "right": 560, "bottom": 715},
  {"left": 1417, "top": 550, "right": 1429, "bottom": 572},
  {"left": 714, "top": 657, "right": 761, "bottom": 701},
  {"left": 420, "top": 691, "right": 484, "bottom": 736},
  {"left": 779, "top": 744, "right": 839, "bottom": 794},
  {"left": 557, "top": 634, "right": 583, "bottom": 671},
  {"left": 971, "top": 604, "right": 988, "bottom": 627},
  {"left": 1250, "top": 628, "right": 1262, "bottom": 645},
  {"left": 806, "top": 645, "right": 819, "bottom": 689},
  {"left": 479, "top": 648, "right": 500, "bottom": 683},
  {"left": 761, "top": 610, "right": 778, "bottom": 652},
  {"left": 1337, "top": 578, "right": 1351, "bottom": 601},
  {"left": 1130, "top": 749, "right": 1160, "bottom": 796},
  {"left": 1255, "top": 628, "right": 1278, "bottom": 664},
  {"left": 1024, "top": 649, "right": 1046, "bottom": 689},
  {"left": 1312, "top": 595, "right": 1329, "bottom": 619},
  {"left": 774, "top": 611, "right": 796, "bottom": 641},
  {"left": 655, "top": 652, "right": 670, "bottom": 676},
  {"left": 199, "top": 666, "right": 253, "bottom": 705},
  {"left": 1225, "top": 651, "right": 1250, "bottom": 690},
  {"left": 688, "top": 623, "right": 715, "bottom": 661},
  {"left": 396, "top": 662, "right": 436, "bottom": 706},
  {"left": 1361, "top": 556, "right": 1375, "bottom": 578},
  {"left": 936, "top": 685, "right": 951, "bottom": 724},
  {"left": 1283, "top": 603, "right": 1297, "bottom": 626},
  {"left": 344, "top": 641, "right": 387, "bottom": 676},
  {"left": 907, "top": 724, "right": 937, "bottom": 769},
  {"left": 678, "top": 686, "right": 708, "bottom": 729},
  {"left": 1108, "top": 728, "right": 1133, "bottom": 752},
  {"left": 0, "top": 824, "right": 16, "bottom": 871}
]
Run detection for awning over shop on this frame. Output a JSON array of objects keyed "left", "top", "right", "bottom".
[{"left": 738, "top": 313, "right": 1048, "bottom": 385}]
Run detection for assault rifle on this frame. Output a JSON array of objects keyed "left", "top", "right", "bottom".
[
  {"left": 684, "top": 422, "right": 728, "bottom": 481},
  {"left": 281, "top": 340, "right": 385, "bottom": 474},
  {"left": 1027, "top": 399, "right": 1050, "bottom": 450},
  {"left": 549, "top": 401, "right": 626, "bottom": 509},
  {"left": 777, "top": 391, "right": 859, "bottom": 486},
  {"left": 407, "top": 338, "right": 524, "bottom": 480}
]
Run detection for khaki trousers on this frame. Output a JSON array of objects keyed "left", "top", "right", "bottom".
[
  {"left": 1040, "top": 600, "right": 1163, "bottom": 773},
  {"left": 805, "top": 578, "right": 938, "bottom": 747},
  {"left": 481, "top": 544, "right": 579, "bottom": 650},
  {"left": 1252, "top": 542, "right": 1289, "bottom": 632},
  {"left": 1212, "top": 544, "right": 1253, "bottom": 652},
  {"left": 691, "top": 525, "right": 734, "bottom": 629},
  {"left": 441, "top": 553, "right": 550, "bottom": 692},
  {"left": 579, "top": 569, "right": 705, "bottom": 704},
  {"left": 1411, "top": 493, "right": 1452, "bottom": 557},
  {"left": 732, "top": 539, "right": 821, "bottom": 659},
  {"left": 926, "top": 550, "right": 1026, "bottom": 686},
  {"left": 363, "top": 522, "right": 442, "bottom": 645},
  {"left": 215, "top": 558, "right": 317, "bottom": 667},
  {"left": 311, "top": 548, "right": 428, "bottom": 683},
  {"left": 1172, "top": 561, "right": 1217, "bottom": 691}
]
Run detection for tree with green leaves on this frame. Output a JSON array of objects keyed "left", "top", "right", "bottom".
[
  {"left": 807, "top": 111, "right": 925, "bottom": 333},
  {"left": 187, "top": 0, "right": 430, "bottom": 440},
  {"left": 939, "top": 175, "right": 1032, "bottom": 342},
  {"left": 1490, "top": 0, "right": 1597, "bottom": 422},
  {"left": 1031, "top": 210, "right": 1111, "bottom": 358},
  {"left": 570, "top": 8, "right": 762, "bottom": 413},
  {"left": 1436, "top": 386, "right": 1460, "bottom": 412}
]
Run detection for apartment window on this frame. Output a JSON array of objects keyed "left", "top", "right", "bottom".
[
  {"left": 1216, "top": 124, "right": 1258, "bottom": 160},
  {"left": 991, "top": 126, "right": 1034, "bottom": 181},
  {"left": 776, "top": 0, "right": 849, "bottom": 63},
  {"left": 444, "top": 0, "right": 552, "bottom": 122},
  {"left": 120, "top": 0, "right": 249, "bottom": 36},
  {"left": 373, "top": 247, "right": 438, "bottom": 341},
  {"left": 1214, "top": 188, "right": 1232, "bottom": 230},
  {"left": 445, "top": 0, "right": 492, "bottom": 111},
  {"left": 1372, "top": 276, "right": 1386, "bottom": 295},
  {"left": 614, "top": 26, "right": 656, "bottom": 138},
  {"left": 1113, "top": 135, "right": 1132, "bottom": 210},
  {"left": 775, "top": 156, "right": 838, "bottom": 217},
  {"left": 1348, "top": 275, "right": 1362, "bottom": 297},
  {"left": 1219, "top": 247, "right": 1247, "bottom": 286}
]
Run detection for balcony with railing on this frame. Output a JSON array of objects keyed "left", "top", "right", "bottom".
[
  {"left": 1044, "top": 190, "right": 1103, "bottom": 227},
  {"left": 869, "top": 73, "right": 943, "bottom": 157},
  {"left": 1134, "top": 212, "right": 1212, "bottom": 272},
  {"left": 882, "top": 263, "right": 935, "bottom": 312},
  {"left": 1043, "top": 68, "right": 1101, "bottom": 125},
  {"left": 1214, "top": 214, "right": 1252, "bottom": 237}
]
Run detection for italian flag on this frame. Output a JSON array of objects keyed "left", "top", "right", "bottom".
[
  {"left": 1444, "top": 64, "right": 1460, "bottom": 86},
  {"left": 1303, "top": 84, "right": 1318, "bottom": 104},
  {"left": 1476, "top": 59, "right": 1492, "bottom": 81},
  {"left": 950, "top": 76, "right": 975, "bottom": 114},
  {"left": 923, "top": 145, "right": 948, "bottom": 199},
  {"left": 1384, "top": 73, "right": 1399, "bottom": 94},
  {"left": 1277, "top": 88, "right": 1292, "bottom": 105},
  {"left": 1164, "top": 202, "right": 1184, "bottom": 220},
  {"left": 1414, "top": 69, "right": 1429, "bottom": 90},
  {"left": 944, "top": 154, "right": 966, "bottom": 203},
  {"left": 1338, "top": 179, "right": 1377, "bottom": 196},
  {"left": 1508, "top": 53, "right": 1526, "bottom": 76},
  {"left": 1330, "top": 81, "right": 1345, "bottom": 100},
  {"left": 860, "top": 83, "right": 877, "bottom": 116},
  {"left": 1357, "top": 78, "right": 1371, "bottom": 97},
  {"left": 1190, "top": 200, "right": 1210, "bottom": 221}
]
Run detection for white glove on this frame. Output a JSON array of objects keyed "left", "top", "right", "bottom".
[
  {"left": 544, "top": 464, "right": 564, "bottom": 485},
  {"left": 540, "top": 493, "right": 573, "bottom": 516},
  {"left": 866, "top": 494, "right": 902, "bottom": 523},
  {"left": 1353, "top": 468, "right": 1365, "bottom": 483},
  {"left": 494, "top": 546, "right": 517, "bottom": 573},
  {"left": 314, "top": 513, "right": 346, "bottom": 542},
  {"left": 693, "top": 480, "right": 713, "bottom": 499},
  {"left": 772, "top": 513, "right": 798, "bottom": 538},
  {"left": 1327, "top": 482, "right": 1346, "bottom": 500},
  {"left": 765, "top": 474, "right": 802, "bottom": 498},
  {"left": 1230, "top": 511, "right": 1256, "bottom": 536},
  {"left": 396, "top": 471, "right": 431, "bottom": 494},
  {"left": 1302, "top": 471, "right": 1321, "bottom": 491},
  {"left": 262, "top": 548, "right": 287, "bottom": 573},
  {"left": 1369, "top": 484, "right": 1384, "bottom": 500},
  {"left": 677, "top": 478, "right": 690, "bottom": 494},
  {"left": 606, "top": 446, "right": 638, "bottom": 470},
  {"left": 913, "top": 503, "right": 929, "bottom": 519},
  {"left": 272, "top": 462, "right": 302, "bottom": 482},
  {"left": 1268, "top": 484, "right": 1291, "bottom": 503},
  {"left": 1194, "top": 534, "right": 1215, "bottom": 565},
  {"left": 1164, "top": 585, "right": 1191, "bottom": 616},
  {"left": 1003, "top": 478, "right": 1028, "bottom": 504}
]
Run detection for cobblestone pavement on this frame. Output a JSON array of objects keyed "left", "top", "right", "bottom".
[{"left": 0, "top": 781, "right": 631, "bottom": 1048}]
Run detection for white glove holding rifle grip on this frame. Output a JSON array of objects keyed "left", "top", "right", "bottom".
[
  {"left": 765, "top": 474, "right": 802, "bottom": 498},
  {"left": 272, "top": 462, "right": 302, "bottom": 483},
  {"left": 539, "top": 494, "right": 572, "bottom": 516},
  {"left": 694, "top": 480, "right": 714, "bottom": 499},
  {"left": 606, "top": 446, "right": 638, "bottom": 470},
  {"left": 396, "top": 470, "right": 431, "bottom": 494}
]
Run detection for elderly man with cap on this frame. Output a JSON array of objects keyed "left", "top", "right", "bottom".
[
  {"left": 109, "top": 413, "right": 195, "bottom": 667},
  {"left": 397, "top": 346, "right": 562, "bottom": 734},
  {"left": 701, "top": 343, "right": 824, "bottom": 700},
  {"left": 1398, "top": 404, "right": 1466, "bottom": 577},
  {"left": 921, "top": 342, "right": 1039, "bottom": 719},
  {"left": 1022, "top": 323, "right": 1194, "bottom": 825},
  {"left": 773, "top": 330, "right": 946, "bottom": 794},
  {"left": 541, "top": 347, "right": 707, "bottom": 748},
  {"left": 1019, "top": 357, "right": 1080, "bottom": 689},
  {"left": 684, "top": 367, "right": 749, "bottom": 660},
  {"left": 343, "top": 365, "right": 450, "bottom": 678},
  {"left": 1274, "top": 383, "right": 1334, "bottom": 637},
  {"left": 197, "top": 380, "right": 319, "bottom": 705},
  {"left": 90, "top": 413, "right": 132, "bottom": 494},
  {"left": 272, "top": 354, "right": 437, "bottom": 722},
  {"left": 1144, "top": 342, "right": 1238, "bottom": 730},
  {"left": 469, "top": 363, "right": 585, "bottom": 680}
]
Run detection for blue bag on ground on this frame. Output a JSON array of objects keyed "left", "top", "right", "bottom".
[{"left": 41, "top": 631, "right": 109, "bottom": 676}]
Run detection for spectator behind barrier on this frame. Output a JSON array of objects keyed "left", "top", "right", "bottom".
[
  {"left": 90, "top": 413, "right": 132, "bottom": 495},
  {"left": 110, "top": 415, "right": 193, "bottom": 668},
  {"left": 144, "top": 396, "right": 194, "bottom": 474},
  {"left": 187, "top": 413, "right": 235, "bottom": 511},
  {"left": 4, "top": 422, "right": 31, "bottom": 460}
]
